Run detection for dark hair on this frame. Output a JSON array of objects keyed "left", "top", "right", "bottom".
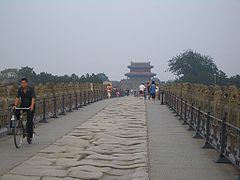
[
  {"left": 21, "top": 78, "right": 28, "bottom": 82},
  {"left": 152, "top": 81, "right": 155, "bottom": 84}
]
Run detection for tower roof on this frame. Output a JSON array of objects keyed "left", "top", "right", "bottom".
[
  {"left": 128, "top": 62, "right": 153, "bottom": 69},
  {"left": 125, "top": 72, "right": 156, "bottom": 77}
]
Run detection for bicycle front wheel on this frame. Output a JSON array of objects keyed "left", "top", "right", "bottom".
[{"left": 13, "top": 121, "right": 24, "bottom": 148}]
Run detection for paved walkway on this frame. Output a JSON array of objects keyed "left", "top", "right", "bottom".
[
  {"left": 0, "top": 98, "right": 116, "bottom": 177},
  {"left": 146, "top": 100, "right": 239, "bottom": 180},
  {"left": 1, "top": 97, "right": 148, "bottom": 180},
  {"left": 1, "top": 96, "right": 239, "bottom": 180}
]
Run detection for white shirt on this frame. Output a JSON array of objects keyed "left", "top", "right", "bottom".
[{"left": 139, "top": 84, "right": 145, "bottom": 91}]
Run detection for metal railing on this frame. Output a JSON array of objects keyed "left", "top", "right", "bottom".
[
  {"left": 0, "top": 89, "right": 106, "bottom": 133},
  {"left": 163, "top": 90, "right": 240, "bottom": 170}
]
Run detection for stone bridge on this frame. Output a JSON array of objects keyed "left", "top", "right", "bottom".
[
  {"left": 0, "top": 83, "right": 239, "bottom": 180},
  {"left": 0, "top": 82, "right": 105, "bottom": 136}
]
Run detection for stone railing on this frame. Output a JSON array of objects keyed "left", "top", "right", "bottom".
[
  {"left": 163, "top": 91, "right": 240, "bottom": 170},
  {"left": 0, "top": 82, "right": 106, "bottom": 135},
  {"left": 161, "top": 83, "right": 240, "bottom": 169},
  {"left": 162, "top": 83, "right": 240, "bottom": 127}
]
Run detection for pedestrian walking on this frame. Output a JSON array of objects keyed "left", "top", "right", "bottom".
[
  {"left": 139, "top": 83, "right": 145, "bottom": 99},
  {"left": 107, "top": 83, "right": 112, "bottom": 99},
  {"left": 150, "top": 81, "right": 156, "bottom": 102},
  {"left": 146, "top": 82, "right": 151, "bottom": 100}
]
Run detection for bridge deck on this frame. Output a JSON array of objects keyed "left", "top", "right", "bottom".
[
  {"left": 0, "top": 98, "right": 116, "bottom": 177},
  {"left": 0, "top": 97, "right": 239, "bottom": 180},
  {"left": 146, "top": 100, "right": 239, "bottom": 180}
]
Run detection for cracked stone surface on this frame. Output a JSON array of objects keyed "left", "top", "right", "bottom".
[{"left": 1, "top": 97, "right": 149, "bottom": 180}]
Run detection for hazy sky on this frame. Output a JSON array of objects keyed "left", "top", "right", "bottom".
[{"left": 0, "top": 0, "right": 240, "bottom": 81}]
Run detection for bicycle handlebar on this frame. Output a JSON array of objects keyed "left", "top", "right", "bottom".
[{"left": 15, "top": 107, "right": 31, "bottom": 110}]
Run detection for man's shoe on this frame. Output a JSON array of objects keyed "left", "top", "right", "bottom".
[{"left": 27, "top": 137, "right": 32, "bottom": 144}]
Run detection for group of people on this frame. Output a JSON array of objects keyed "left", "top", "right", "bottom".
[
  {"left": 139, "top": 81, "right": 159, "bottom": 101},
  {"left": 12, "top": 78, "right": 158, "bottom": 145},
  {"left": 106, "top": 83, "right": 121, "bottom": 98}
]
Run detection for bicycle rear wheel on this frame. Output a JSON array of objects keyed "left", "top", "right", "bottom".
[{"left": 13, "top": 121, "right": 24, "bottom": 148}]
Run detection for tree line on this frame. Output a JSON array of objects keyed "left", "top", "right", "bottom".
[
  {"left": 168, "top": 49, "right": 240, "bottom": 87},
  {"left": 0, "top": 66, "right": 110, "bottom": 85}
]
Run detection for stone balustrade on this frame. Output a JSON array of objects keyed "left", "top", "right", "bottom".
[
  {"left": 0, "top": 82, "right": 106, "bottom": 131},
  {"left": 162, "top": 83, "right": 240, "bottom": 127}
]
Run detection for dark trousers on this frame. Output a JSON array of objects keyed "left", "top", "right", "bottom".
[
  {"left": 15, "top": 109, "right": 34, "bottom": 138},
  {"left": 143, "top": 90, "right": 147, "bottom": 99}
]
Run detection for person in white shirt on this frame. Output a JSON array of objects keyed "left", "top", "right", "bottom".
[{"left": 139, "top": 83, "right": 145, "bottom": 98}]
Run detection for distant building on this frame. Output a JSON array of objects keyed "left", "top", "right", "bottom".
[{"left": 121, "top": 62, "right": 156, "bottom": 91}]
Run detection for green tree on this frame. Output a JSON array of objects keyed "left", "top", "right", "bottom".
[
  {"left": 71, "top": 73, "right": 79, "bottom": 82},
  {"left": 217, "top": 70, "right": 229, "bottom": 86},
  {"left": 168, "top": 50, "right": 219, "bottom": 85},
  {"left": 85, "top": 73, "right": 90, "bottom": 79},
  {"left": 79, "top": 75, "right": 86, "bottom": 82},
  {"left": 0, "top": 68, "right": 19, "bottom": 83},
  {"left": 96, "top": 73, "right": 109, "bottom": 82},
  {"left": 0, "top": 66, "right": 104, "bottom": 85},
  {"left": 18, "top": 66, "right": 37, "bottom": 85},
  {"left": 89, "top": 73, "right": 103, "bottom": 83},
  {"left": 229, "top": 75, "right": 240, "bottom": 88},
  {"left": 36, "top": 72, "right": 55, "bottom": 84}
]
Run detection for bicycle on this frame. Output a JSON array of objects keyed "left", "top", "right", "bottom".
[{"left": 11, "top": 107, "right": 35, "bottom": 148}]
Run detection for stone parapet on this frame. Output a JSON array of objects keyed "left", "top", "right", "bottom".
[{"left": 162, "top": 83, "right": 240, "bottom": 127}]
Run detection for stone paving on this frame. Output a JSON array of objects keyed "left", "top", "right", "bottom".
[
  {"left": 0, "top": 98, "right": 116, "bottom": 176},
  {"left": 1, "top": 97, "right": 148, "bottom": 180},
  {"left": 146, "top": 100, "right": 239, "bottom": 180},
  {"left": 2, "top": 96, "right": 238, "bottom": 180}
]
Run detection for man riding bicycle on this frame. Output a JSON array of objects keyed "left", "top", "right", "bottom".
[{"left": 13, "top": 78, "right": 36, "bottom": 143}]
